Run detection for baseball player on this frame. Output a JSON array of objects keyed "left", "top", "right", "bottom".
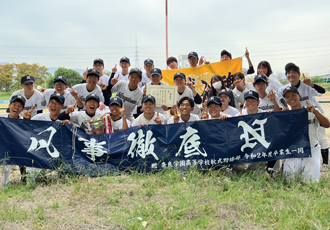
[
  {"left": 232, "top": 72, "right": 256, "bottom": 107},
  {"left": 10, "top": 75, "right": 46, "bottom": 118},
  {"left": 26, "top": 93, "right": 66, "bottom": 183},
  {"left": 106, "top": 68, "right": 144, "bottom": 123},
  {"left": 107, "top": 96, "right": 131, "bottom": 132},
  {"left": 201, "top": 96, "right": 229, "bottom": 120},
  {"left": 216, "top": 89, "right": 239, "bottom": 117},
  {"left": 1, "top": 95, "right": 27, "bottom": 186},
  {"left": 112, "top": 56, "right": 131, "bottom": 81},
  {"left": 59, "top": 94, "right": 102, "bottom": 134},
  {"left": 42, "top": 76, "right": 82, "bottom": 112},
  {"left": 276, "top": 63, "right": 329, "bottom": 165},
  {"left": 140, "top": 58, "right": 153, "bottom": 87},
  {"left": 142, "top": 68, "right": 169, "bottom": 117},
  {"left": 132, "top": 95, "right": 167, "bottom": 126},
  {"left": 82, "top": 58, "right": 109, "bottom": 86},
  {"left": 282, "top": 86, "right": 330, "bottom": 183},
  {"left": 220, "top": 48, "right": 255, "bottom": 76},
  {"left": 72, "top": 68, "right": 105, "bottom": 108},
  {"left": 167, "top": 57, "right": 178, "bottom": 69},
  {"left": 169, "top": 72, "right": 201, "bottom": 118},
  {"left": 168, "top": 97, "right": 199, "bottom": 124},
  {"left": 252, "top": 74, "right": 281, "bottom": 112}
]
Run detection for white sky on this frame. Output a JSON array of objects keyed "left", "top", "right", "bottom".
[{"left": 1, "top": 0, "right": 330, "bottom": 76}]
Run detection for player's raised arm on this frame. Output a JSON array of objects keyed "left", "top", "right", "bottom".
[
  {"left": 70, "top": 84, "right": 83, "bottom": 108},
  {"left": 23, "top": 105, "right": 34, "bottom": 120}
]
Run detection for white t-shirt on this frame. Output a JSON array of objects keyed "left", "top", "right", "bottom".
[
  {"left": 132, "top": 112, "right": 167, "bottom": 126},
  {"left": 98, "top": 74, "right": 110, "bottom": 86},
  {"left": 111, "top": 80, "right": 143, "bottom": 123},
  {"left": 10, "top": 89, "right": 47, "bottom": 118},
  {"left": 258, "top": 94, "right": 282, "bottom": 112},
  {"left": 32, "top": 112, "right": 59, "bottom": 121},
  {"left": 167, "top": 114, "right": 199, "bottom": 124},
  {"left": 267, "top": 74, "right": 283, "bottom": 93},
  {"left": 72, "top": 83, "right": 105, "bottom": 106},
  {"left": 112, "top": 117, "right": 132, "bottom": 132},
  {"left": 221, "top": 106, "right": 239, "bottom": 117},
  {"left": 308, "top": 108, "right": 321, "bottom": 147},
  {"left": 43, "top": 89, "right": 76, "bottom": 112},
  {"left": 140, "top": 72, "right": 152, "bottom": 87},
  {"left": 177, "top": 86, "right": 201, "bottom": 117},
  {"left": 233, "top": 82, "right": 255, "bottom": 105},
  {"left": 69, "top": 111, "right": 102, "bottom": 134},
  {"left": 115, "top": 72, "right": 130, "bottom": 81}
]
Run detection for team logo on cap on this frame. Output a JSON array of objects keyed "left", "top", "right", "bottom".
[
  {"left": 249, "top": 91, "right": 253, "bottom": 95},
  {"left": 56, "top": 93, "right": 60, "bottom": 96},
  {"left": 190, "top": 52, "right": 193, "bottom": 54},
  {"left": 210, "top": 96, "right": 214, "bottom": 100},
  {"left": 58, "top": 76, "right": 62, "bottom": 79},
  {"left": 286, "top": 87, "right": 291, "bottom": 90},
  {"left": 91, "top": 94, "right": 95, "bottom": 97},
  {"left": 147, "top": 59, "right": 150, "bottom": 61},
  {"left": 123, "top": 56, "right": 127, "bottom": 59},
  {"left": 148, "top": 95, "right": 151, "bottom": 98},
  {"left": 27, "top": 76, "right": 30, "bottom": 80},
  {"left": 153, "top": 69, "right": 156, "bottom": 72},
  {"left": 114, "top": 97, "right": 117, "bottom": 101},
  {"left": 92, "top": 69, "right": 96, "bottom": 73}
]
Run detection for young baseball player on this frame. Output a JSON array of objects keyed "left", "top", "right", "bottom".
[
  {"left": 252, "top": 74, "right": 281, "bottom": 112},
  {"left": 72, "top": 68, "right": 105, "bottom": 107},
  {"left": 168, "top": 97, "right": 199, "bottom": 124},
  {"left": 114, "top": 56, "right": 131, "bottom": 81},
  {"left": 167, "top": 57, "right": 178, "bottom": 69},
  {"left": 276, "top": 63, "right": 329, "bottom": 165},
  {"left": 201, "top": 96, "right": 229, "bottom": 120},
  {"left": 1, "top": 95, "right": 26, "bottom": 186},
  {"left": 220, "top": 48, "right": 255, "bottom": 76},
  {"left": 59, "top": 94, "right": 102, "bottom": 134},
  {"left": 282, "top": 86, "right": 330, "bottom": 183},
  {"left": 43, "top": 76, "right": 82, "bottom": 112},
  {"left": 132, "top": 95, "right": 167, "bottom": 126},
  {"left": 142, "top": 68, "right": 169, "bottom": 117},
  {"left": 10, "top": 74, "right": 46, "bottom": 118},
  {"left": 232, "top": 72, "right": 256, "bottom": 106},
  {"left": 169, "top": 72, "right": 201, "bottom": 118},
  {"left": 217, "top": 89, "right": 239, "bottom": 117},
  {"left": 106, "top": 68, "right": 144, "bottom": 123},
  {"left": 82, "top": 58, "right": 109, "bottom": 86},
  {"left": 107, "top": 97, "right": 131, "bottom": 132},
  {"left": 26, "top": 93, "right": 66, "bottom": 183},
  {"left": 140, "top": 58, "right": 154, "bottom": 87}
]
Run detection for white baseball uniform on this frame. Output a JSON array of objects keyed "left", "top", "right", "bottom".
[
  {"left": 72, "top": 83, "right": 105, "bottom": 106},
  {"left": 43, "top": 89, "right": 76, "bottom": 112},
  {"left": 167, "top": 114, "right": 200, "bottom": 124},
  {"left": 132, "top": 112, "right": 167, "bottom": 126}
]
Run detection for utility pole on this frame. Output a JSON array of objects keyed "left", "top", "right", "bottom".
[{"left": 165, "top": 0, "right": 169, "bottom": 69}]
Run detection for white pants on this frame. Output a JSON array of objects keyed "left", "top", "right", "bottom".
[
  {"left": 1, "top": 165, "right": 10, "bottom": 187},
  {"left": 284, "top": 144, "right": 320, "bottom": 183},
  {"left": 316, "top": 106, "right": 329, "bottom": 149}
]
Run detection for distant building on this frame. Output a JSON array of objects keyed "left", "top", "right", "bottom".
[
  {"left": 310, "top": 73, "right": 330, "bottom": 83},
  {"left": 178, "top": 55, "right": 189, "bottom": 68}
]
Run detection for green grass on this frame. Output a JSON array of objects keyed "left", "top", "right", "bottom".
[
  {"left": 0, "top": 167, "right": 329, "bottom": 229},
  {"left": 0, "top": 92, "right": 12, "bottom": 100}
]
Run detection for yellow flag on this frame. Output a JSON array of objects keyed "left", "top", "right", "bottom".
[{"left": 162, "top": 58, "right": 242, "bottom": 94}]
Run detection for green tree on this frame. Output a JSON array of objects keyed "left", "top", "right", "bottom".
[
  {"left": 48, "top": 67, "right": 83, "bottom": 88},
  {"left": 0, "top": 63, "right": 16, "bottom": 95},
  {"left": 14, "top": 63, "right": 51, "bottom": 89},
  {"left": 311, "top": 76, "right": 324, "bottom": 84}
]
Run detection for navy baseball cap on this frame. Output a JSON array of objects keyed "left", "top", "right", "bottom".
[
  {"left": 93, "top": 58, "right": 104, "bottom": 66},
  {"left": 144, "top": 58, "right": 154, "bottom": 66},
  {"left": 21, "top": 75, "right": 35, "bottom": 85},
  {"left": 253, "top": 74, "right": 268, "bottom": 84},
  {"left": 129, "top": 68, "right": 142, "bottom": 78},
  {"left": 10, "top": 95, "right": 26, "bottom": 106},
  {"left": 285, "top": 63, "right": 300, "bottom": 74},
  {"left": 85, "top": 94, "right": 100, "bottom": 103},
  {"left": 218, "top": 89, "right": 231, "bottom": 97},
  {"left": 282, "top": 86, "right": 299, "bottom": 97},
  {"left": 54, "top": 76, "right": 68, "bottom": 85},
  {"left": 87, "top": 68, "right": 100, "bottom": 78},
  {"left": 120, "top": 56, "right": 130, "bottom": 64},
  {"left": 174, "top": 72, "right": 186, "bottom": 80},
  {"left": 150, "top": 68, "right": 162, "bottom": 76},
  {"left": 167, "top": 56, "right": 177, "bottom": 65},
  {"left": 188, "top": 51, "right": 198, "bottom": 59},
  {"left": 244, "top": 90, "right": 259, "bottom": 100},
  {"left": 49, "top": 93, "right": 65, "bottom": 105},
  {"left": 109, "top": 96, "right": 123, "bottom": 107},
  {"left": 142, "top": 94, "right": 156, "bottom": 104},
  {"left": 221, "top": 50, "right": 232, "bottom": 59},
  {"left": 207, "top": 96, "right": 222, "bottom": 107}
]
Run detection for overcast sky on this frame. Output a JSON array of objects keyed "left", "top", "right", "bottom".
[{"left": 1, "top": 0, "right": 330, "bottom": 76}]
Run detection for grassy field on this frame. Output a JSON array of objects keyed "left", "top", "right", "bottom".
[{"left": 1, "top": 166, "right": 330, "bottom": 229}]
